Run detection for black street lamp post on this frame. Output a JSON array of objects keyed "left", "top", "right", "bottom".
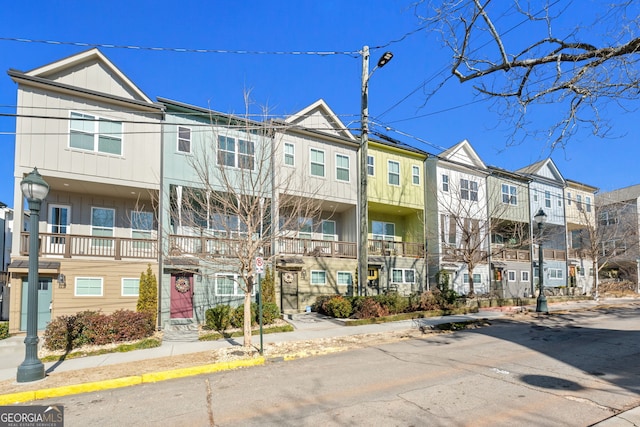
[
  {"left": 17, "top": 167, "right": 49, "bottom": 383},
  {"left": 534, "top": 208, "right": 548, "bottom": 314}
]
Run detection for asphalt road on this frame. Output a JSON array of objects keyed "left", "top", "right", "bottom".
[{"left": 28, "top": 307, "right": 640, "bottom": 426}]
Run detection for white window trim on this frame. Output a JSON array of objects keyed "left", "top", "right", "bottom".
[
  {"left": 177, "top": 126, "right": 192, "bottom": 154},
  {"left": 284, "top": 142, "right": 295, "bottom": 167},
  {"left": 91, "top": 207, "right": 115, "bottom": 238},
  {"left": 75, "top": 277, "right": 103, "bottom": 297},
  {"left": 388, "top": 160, "right": 400, "bottom": 186},
  {"left": 311, "top": 270, "right": 327, "bottom": 285},
  {"left": 215, "top": 273, "right": 253, "bottom": 296},
  {"left": 507, "top": 270, "right": 516, "bottom": 282},
  {"left": 336, "top": 271, "right": 352, "bottom": 286},
  {"left": 321, "top": 219, "right": 337, "bottom": 241},
  {"left": 367, "top": 155, "right": 375, "bottom": 176},
  {"left": 48, "top": 204, "right": 71, "bottom": 235},
  {"left": 69, "top": 111, "right": 123, "bottom": 156},
  {"left": 310, "top": 148, "right": 326, "bottom": 178},
  {"left": 131, "top": 210, "right": 154, "bottom": 238},
  {"left": 335, "top": 153, "right": 350, "bottom": 182},
  {"left": 442, "top": 174, "right": 449, "bottom": 192},
  {"left": 412, "top": 165, "right": 420, "bottom": 185},
  {"left": 391, "top": 268, "right": 416, "bottom": 284},
  {"left": 121, "top": 277, "right": 140, "bottom": 297},
  {"left": 521, "top": 271, "right": 530, "bottom": 282}
]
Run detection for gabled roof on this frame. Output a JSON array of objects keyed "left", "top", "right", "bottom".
[
  {"left": 284, "top": 99, "right": 356, "bottom": 141},
  {"left": 9, "top": 48, "right": 157, "bottom": 107},
  {"left": 438, "top": 139, "right": 487, "bottom": 171},
  {"left": 516, "top": 158, "right": 565, "bottom": 186}
]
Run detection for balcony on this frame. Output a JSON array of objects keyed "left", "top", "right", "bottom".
[
  {"left": 277, "top": 237, "right": 356, "bottom": 258},
  {"left": 20, "top": 232, "right": 158, "bottom": 260},
  {"left": 543, "top": 248, "right": 567, "bottom": 261},
  {"left": 492, "top": 249, "right": 531, "bottom": 262},
  {"left": 368, "top": 240, "right": 425, "bottom": 258},
  {"left": 441, "top": 246, "right": 488, "bottom": 263},
  {"left": 169, "top": 234, "right": 273, "bottom": 258}
]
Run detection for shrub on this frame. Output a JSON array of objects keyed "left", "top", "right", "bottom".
[
  {"left": 205, "top": 305, "right": 232, "bottom": 331},
  {"left": 373, "top": 292, "right": 409, "bottom": 314},
  {"left": 230, "top": 304, "right": 257, "bottom": 329},
  {"left": 109, "top": 310, "right": 155, "bottom": 342},
  {"left": 323, "top": 296, "right": 352, "bottom": 318},
  {"left": 261, "top": 267, "right": 276, "bottom": 304},
  {"left": 0, "top": 322, "right": 8, "bottom": 340},
  {"left": 260, "top": 302, "right": 281, "bottom": 325},
  {"left": 352, "top": 297, "right": 389, "bottom": 319},
  {"left": 136, "top": 264, "right": 158, "bottom": 328},
  {"left": 312, "top": 295, "right": 334, "bottom": 314},
  {"left": 43, "top": 309, "right": 155, "bottom": 351}
]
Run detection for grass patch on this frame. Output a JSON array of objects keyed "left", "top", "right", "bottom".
[
  {"left": 344, "top": 307, "right": 478, "bottom": 326},
  {"left": 40, "top": 337, "right": 161, "bottom": 363},
  {"left": 199, "top": 323, "right": 294, "bottom": 341}
]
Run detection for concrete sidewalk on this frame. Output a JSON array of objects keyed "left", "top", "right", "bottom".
[{"left": 0, "top": 297, "right": 639, "bottom": 425}]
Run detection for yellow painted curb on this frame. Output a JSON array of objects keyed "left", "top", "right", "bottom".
[
  {"left": 35, "top": 376, "right": 142, "bottom": 400},
  {"left": 0, "top": 391, "right": 36, "bottom": 405},
  {"left": 0, "top": 357, "right": 266, "bottom": 404},
  {"left": 142, "top": 357, "right": 265, "bottom": 383}
]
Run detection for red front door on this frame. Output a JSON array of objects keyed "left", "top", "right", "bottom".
[{"left": 170, "top": 274, "right": 194, "bottom": 318}]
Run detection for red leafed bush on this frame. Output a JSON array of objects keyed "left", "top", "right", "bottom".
[
  {"left": 43, "top": 310, "right": 155, "bottom": 351},
  {"left": 352, "top": 297, "right": 389, "bottom": 319}
]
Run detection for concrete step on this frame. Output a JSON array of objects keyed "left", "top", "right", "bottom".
[{"left": 163, "top": 319, "right": 199, "bottom": 342}]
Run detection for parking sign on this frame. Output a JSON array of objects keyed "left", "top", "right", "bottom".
[{"left": 255, "top": 256, "right": 264, "bottom": 274}]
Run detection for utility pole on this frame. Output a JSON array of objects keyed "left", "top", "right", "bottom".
[{"left": 358, "top": 46, "right": 393, "bottom": 297}]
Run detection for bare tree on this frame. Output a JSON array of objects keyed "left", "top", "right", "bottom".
[
  {"left": 166, "top": 98, "right": 323, "bottom": 347},
  {"left": 572, "top": 198, "right": 640, "bottom": 296},
  {"left": 434, "top": 176, "right": 530, "bottom": 295},
  {"left": 416, "top": 1, "right": 640, "bottom": 147}
]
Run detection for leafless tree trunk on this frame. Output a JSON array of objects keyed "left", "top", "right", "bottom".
[
  {"left": 416, "top": 1, "right": 640, "bottom": 148},
  {"left": 165, "top": 94, "right": 323, "bottom": 347}
]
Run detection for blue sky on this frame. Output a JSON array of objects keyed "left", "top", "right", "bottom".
[{"left": 1, "top": 0, "right": 638, "bottom": 208}]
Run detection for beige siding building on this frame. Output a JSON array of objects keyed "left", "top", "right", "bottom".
[{"left": 7, "top": 49, "right": 163, "bottom": 333}]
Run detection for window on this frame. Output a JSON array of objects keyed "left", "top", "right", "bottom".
[
  {"left": 215, "top": 274, "right": 248, "bottom": 296},
  {"left": 602, "top": 239, "right": 627, "bottom": 256},
  {"left": 549, "top": 269, "right": 564, "bottom": 279},
  {"left": 311, "top": 270, "right": 327, "bottom": 285},
  {"left": 336, "top": 154, "right": 350, "bottom": 182},
  {"left": 310, "top": 148, "right": 325, "bottom": 177},
  {"left": 177, "top": 126, "right": 191, "bottom": 153},
  {"left": 576, "top": 195, "right": 583, "bottom": 210},
  {"left": 391, "top": 269, "right": 415, "bottom": 284},
  {"left": 501, "top": 184, "right": 517, "bottom": 205},
  {"left": 545, "top": 191, "right": 551, "bottom": 208},
  {"left": 322, "top": 220, "right": 336, "bottom": 241},
  {"left": 521, "top": 271, "right": 530, "bottom": 282},
  {"left": 70, "top": 112, "right": 123, "bottom": 155},
  {"left": 238, "top": 139, "right": 255, "bottom": 169},
  {"left": 75, "top": 277, "right": 103, "bottom": 296},
  {"left": 567, "top": 192, "right": 572, "bottom": 205},
  {"left": 122, "top": 278, "right": 140, "bottom": 296},
  {"left": 284, "top": 142, "right": 295, "bottom": 166},
  {"left": 131, "top": 211, "right": 153, "bottom": 239},
  {"left": 372, "top": 221, "right": 395, "bottom": 241},
  {"left": 600, "top": 211, "right": 618, "bottom": 226},
  {"left": 49, "top": 205, "right": 70, "bottom": 243},
  {"left": 463, "top": 273, "right": 482, "bottom": 285},
  {"left": 412, "top": 165, "right": 420, "bottom": 185},
  {"left": 507, "top": 271, "right": 516, "bottom": 282},
  {"left": 297, "top": 217, "right": 313, "bottom": 239},
  {"left": 367, "top": 155, "right": 375, "bottom": 176},
  {"left": 586, "top": 196, "right": 592, "bottom": 212},
  {"left": 533, "top": 194, "right": 538, "bottom": 202},
  {"left": 217, "top": 136, "right": 254, "bottom": 169},
  {"left": 92, "top": 207, "right": 114, "bottom": 247},
  {"left": 461, "top": 179, "right": 478, "bottom": 201},
  {"left": 218, "top": 136, "right": 236, "bottom": 167},
  {"left": 388, "top": 160, "right": 400, "bottom": 185},
  {"left": 337, "top": 271, "right": 352, "bottom": 286},
  {"left": 442, "top": 174, "right": 449, "bottom": 192}
]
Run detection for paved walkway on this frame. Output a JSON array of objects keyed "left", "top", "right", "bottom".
[{"left": 1, "top": 298, "right": 639, "bottom": 425}]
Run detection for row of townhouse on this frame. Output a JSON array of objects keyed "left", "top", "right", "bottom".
[{"left": 5, "top": 48, "right": 599, "bottom": 334}]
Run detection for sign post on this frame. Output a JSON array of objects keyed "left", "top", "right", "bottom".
[{"left": 255, "top": 256, "right": 264, "bottom": 354}]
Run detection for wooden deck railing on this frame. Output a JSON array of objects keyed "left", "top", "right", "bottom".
[{"left": 20, "top": 232, "right": 158, "bottom": 260}]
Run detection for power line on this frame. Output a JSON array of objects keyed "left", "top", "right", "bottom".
[{"left": 0, "top": 37, "right": 359, "bottom": 57}]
